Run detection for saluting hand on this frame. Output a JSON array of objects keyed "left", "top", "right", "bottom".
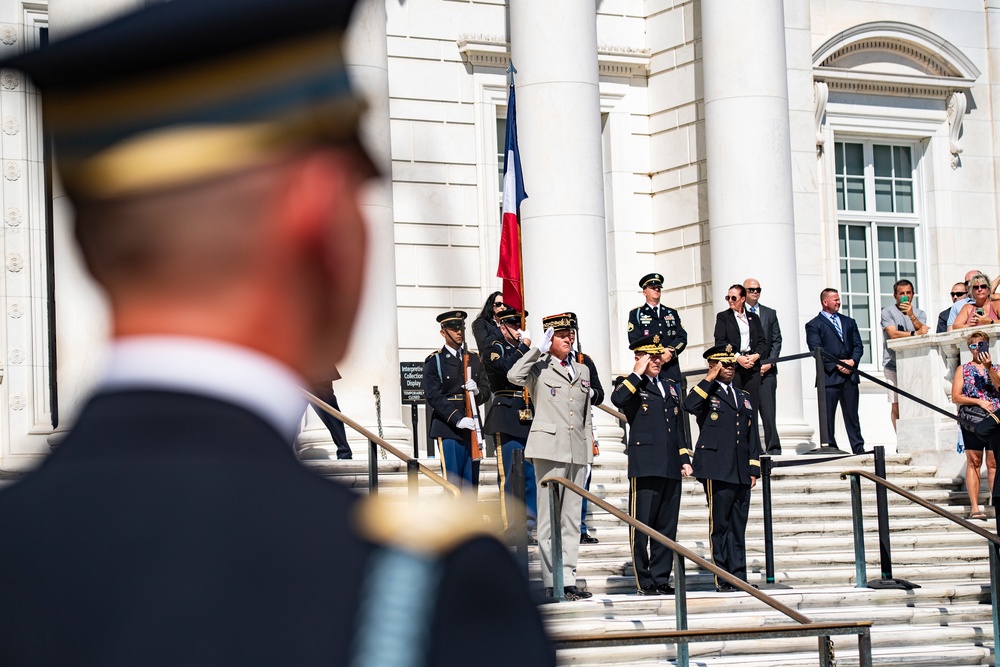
[
  {"left": 539, "top": 327, "right": 555, "bottom": 354},
  {"left": 705, "top": 363, "right": 722, "bottom": 382},
  {"left": 633, "top": 353, "right": 651, "bottom": 375}
]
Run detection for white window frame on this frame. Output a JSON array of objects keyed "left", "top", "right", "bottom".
[{"left": 831, "top": 136, "right": 926, "bottom": 369}]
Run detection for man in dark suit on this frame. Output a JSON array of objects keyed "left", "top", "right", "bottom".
[
  {"left": 682, "top": 345, "right": 760, "bottom": 591},
  {"left": 627, "top": 273, "right": 688, "bottom": 386},
  {"left": 307, "top": 367, "right": 353, "bottom": 460},
  {"left": 423, "top": 310, "right": 491, "bottom": 493},
  {"left": 938, "top": 282, "right": 969, "bottom": 333},
  {"left": 0, "top": 2, "right": 554, "bottom": 665},
  {"left": 612, "top": 334, "right": 692, "bottom": 595},
  {"left": 714, "top": 284, "right": 767, "bottom": 413},
  {"left": 805, "top": 288, "right": 866, "bottom": 454},
  {"left": 743, "top": 278, "right": 782, "bottom": 455}
]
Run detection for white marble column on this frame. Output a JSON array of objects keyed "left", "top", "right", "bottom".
[
  {"left": 509, "top": 0, "right": 621, "bottom": 456},
  {"left": 701, "top": 0, "right": 812, "bottom": 447},
  {"left": 44, "top": 0, "right": 136, "bottom": 438},
  {"left": 298, "top": 0, "right": 409, "bottom": 456}
]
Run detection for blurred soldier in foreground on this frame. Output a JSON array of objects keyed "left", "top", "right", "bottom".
[{"left": 0, "top": 1, "right": 553, "bottom": 665}]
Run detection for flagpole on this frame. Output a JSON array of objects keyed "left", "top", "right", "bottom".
[{"left": 507, "top": 62, "right": 531, "bottom": 416}]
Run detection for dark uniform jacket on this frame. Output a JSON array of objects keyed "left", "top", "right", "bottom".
[
  {"left": 472, "top": 316, "right": 502, "bottom": 354},
  {"left": 577, "top": 352, "right": 605, "bottom": 406},
  {"left": 682, "top": 379, "right": 760, "bottom": 485},
  {"left": 423, "top": 347, "right": 491, "bottom": 440},
  {"left": 0, "top": 391, "right": 553, "bottom": 667},
  {"left": 611, "top": 372, "right": 691, "bottom": 479},
  {"left": 713, "top": 308, "right": 767, "bottom": 365},
  {"left": 627, "top": 304, "right": 687, "bottom": 381},
  {"left": 804, "top": 312, "right": 864, "bottom": 387},
  {"left": 483, "top": 337, "right": 534, "bottom": 440}
]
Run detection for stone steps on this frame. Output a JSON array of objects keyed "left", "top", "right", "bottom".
[{"left": 308, "top": 451, "right": 998, "bottom": 665}]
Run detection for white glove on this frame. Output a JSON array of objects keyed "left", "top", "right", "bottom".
[
  {"left": 518, "top": 329, "right": 532, "bottom": 342},
  {"left": 462, "top": 378, "right": 479, "bottom": 395},
  {"left": 589, "top": 388, "right": 595, "bottom": 399},
  {"left": 456, "top": 417, "right": 477, "bottom": 430},
  {"left": 539, "top": 327, "right": 555, "bottom": 354}
]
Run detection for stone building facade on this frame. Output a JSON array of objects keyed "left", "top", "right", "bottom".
[{"left": 0, "top": 0, "right": 996, "bottom": 468}]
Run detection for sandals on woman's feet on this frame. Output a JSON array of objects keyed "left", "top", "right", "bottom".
[{"left": 969, "top": 510, "right": 988, "bottom": 521}]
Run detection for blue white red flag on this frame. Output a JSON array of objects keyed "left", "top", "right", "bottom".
[{"left": 497, "top": 80, "right": 527, "bottom": 312}]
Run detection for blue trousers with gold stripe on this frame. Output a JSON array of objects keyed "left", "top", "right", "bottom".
[
  {"left": 438, "top": 438, "right": 479, "bottom": 494},
  {"left": 630, "top": 476, "right": 682, "bottom": 590},
  {"left": 705, "top": 479, "right": 751, "bottom": 585},
  {"left": 496, "top": 436, "right": 537, "bottom": 532}
]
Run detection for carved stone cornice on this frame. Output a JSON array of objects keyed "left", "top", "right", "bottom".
[
  {"left": 814, "top": 68, "right": 975, "bottom": 99},
  {"left": 456, "top": 36, "right": 650, "bottom": 78}
]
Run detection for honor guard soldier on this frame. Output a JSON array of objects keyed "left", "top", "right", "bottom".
[
  {"left": 627, "top": 273, "right": 688, "bottom": 386},
  {"left": 482, "top": 307, "right": 537, "bottom": 542},
  {"left": 0, "top": 1, "right": 554, "bottom": 664},
  {"left": 423, "top": 310, "right": 491, "bottom": 493},
  {"left": 611, "top": 334, "right": 693, "bottom": 595},
  {"left": 682, "top": 345, "right": 760, "bottom": 592}
]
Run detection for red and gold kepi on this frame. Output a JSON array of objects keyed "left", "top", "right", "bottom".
[{"left": 542, "top": 312, "right": 577, "bottom": 331}]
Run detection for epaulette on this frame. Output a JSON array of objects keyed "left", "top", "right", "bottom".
[
  {"left": 425, "top": 350, "right": 439, "bottom": 362},
  {"left": 353, "top": 495, "right": 492, "bottom": 556},
  {"left": 612, "top": 375, "right": 627, "bottom": 387}
]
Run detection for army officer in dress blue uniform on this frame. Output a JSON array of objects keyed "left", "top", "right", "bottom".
[
  {"left": 423, "top": 310, "right": 491, "bottom": 493},
  {"left": 682, "top": 344, "right": 760, "bottom": 592},
  {"left": 483, "top": 307, "right": 537, "bottom": 541},
  {"left": 627, "top": 273, "right": 688, "bottom": 385},
  {"left": 611, "top": 334, "right": 693, "bottom": 595}
]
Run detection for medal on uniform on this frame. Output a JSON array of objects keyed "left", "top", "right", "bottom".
[
  {"left": 669, "top": 385, "right": 677, "bottom": 398},
  {"left": 710, "top": 412, "right": 719, "bottom": 421},
  {"left": 641, "top": 404, "right": 648, "bottom": 411},
  {"left": 582, "top": 379, "right": 591, "bottom": 389},
  {"left": 744, "top": 399, "right": 751, "bottom": 410},
  {"left": 550, "top": 387, "right": 557, "bottom": 397}
]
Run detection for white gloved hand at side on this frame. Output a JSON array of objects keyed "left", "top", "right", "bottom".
[
  {"left": 462, "top": 379, "right": 479, "bottom": 395},
  {"left": 539, "top": 327, "right": 555, "bottom": 354},
  {"left": 456, "top": 417, "right": 477, "bottom": 430}
]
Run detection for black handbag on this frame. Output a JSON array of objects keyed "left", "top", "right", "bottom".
[
  {"left": 958, "top": 404, "right": 990, "bottom": 432},
  {"left": 973, "top": 408, "right": 1000, "bottom": 442}
]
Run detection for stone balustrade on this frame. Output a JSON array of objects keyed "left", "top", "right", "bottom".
[{"left": 889, "top": 324, "right": 1000, "bottom": 471}]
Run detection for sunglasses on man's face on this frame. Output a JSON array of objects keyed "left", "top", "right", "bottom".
[
  {"left": 719, "top": 362, "right": 735, "bottom": 368},
  {"left": 746, "top": 287, "right": 761, "bottom": 293},
  {"left": 725, "top": 296, "right": 740, "bottom": 302},
  {"left": 951, "top": 292, "right": 967, "bottom": 298}
]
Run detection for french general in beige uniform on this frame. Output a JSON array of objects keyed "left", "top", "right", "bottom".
[{"left": 508, "top": 313, "right": 594, "bottom": 600}]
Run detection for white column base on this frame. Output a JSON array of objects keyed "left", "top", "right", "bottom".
[{"left": 778, "top": 419, "right": 817, "bottom": 452}]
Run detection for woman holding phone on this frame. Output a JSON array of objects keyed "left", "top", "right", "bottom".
[
  {"left": 951, "top": 331, "right": 1000, "bottom": 520},
  {"left": 953, "top": 273, "right": 999, "bottom": 329}
]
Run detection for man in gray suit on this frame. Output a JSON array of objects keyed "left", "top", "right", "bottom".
[
  {"left": 509, "top": 313, "right": 595, "bottom": 601},
  {"left": 744, "top": 279, "right": 782, "bottom": 455}
]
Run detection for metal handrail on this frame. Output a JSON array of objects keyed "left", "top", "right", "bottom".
[
  {"left": 554, "top": 621, "right": 873, "bottom": 667},
  {"left": 595, "top": 402, "right": 626, "bottom": 421},
  {"left": 841, "top": 468, "right": 1000, "bottom": 653},
  {"left": 840, "top": 469, "right": 1000, "bottom": 546},
  {"left": 539, "top": 476, "right": 809, "bottom": 620},
  {"left": 304, "top": 391, "right": 460, "bottom": 498},
  {"left": 540, "top": 476, "right": 873, "bottom": 667}
]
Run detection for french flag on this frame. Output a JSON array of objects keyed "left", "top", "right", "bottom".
[{"left": 497, "top": 79, "right": 527, "bottom": 312}]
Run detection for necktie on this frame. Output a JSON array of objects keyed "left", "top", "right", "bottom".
[
  {"left": 830, "top": 314, "right": 843, "bottom": 340},
  {"left": 729, "top": 386, "right": 737, "bottom": 408},
  {"left": 655, "top": 379, "right": 665, "bottom": 398},
  {"left": 750, "top": 305, "right": 757, "bottom": 315}
]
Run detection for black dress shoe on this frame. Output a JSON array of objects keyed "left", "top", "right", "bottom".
[
  {"left": 580, "top": 533, "right": 599, "bottom": 544},
  {"left": 563, "top": 586, "right": 593, "bottom": 600},
  {"left": 636, "top": 586, "right": 659, "bottom": 596},
  {"left": 656, "top": 584, "right": 675, "bottom": 595},
  {"left": 715, "top": 582, "right": 737, "bottom": 593}
]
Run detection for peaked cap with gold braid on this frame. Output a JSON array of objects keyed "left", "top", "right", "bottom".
[{"left": 0, "top": 0, "right": 371, "bottom": 200}]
